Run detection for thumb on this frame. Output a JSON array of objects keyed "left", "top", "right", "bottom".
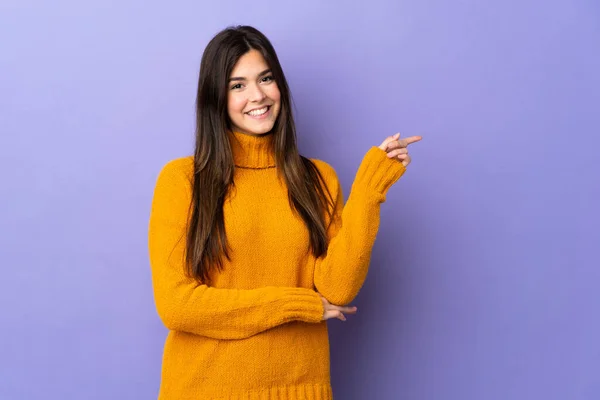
[{"left": 378, "top": 133, "right": 401, "bottom": 151}]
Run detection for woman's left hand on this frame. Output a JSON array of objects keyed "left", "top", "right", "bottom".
[{"left": 378, "top": 133, "right": 422, "bottom": 167}]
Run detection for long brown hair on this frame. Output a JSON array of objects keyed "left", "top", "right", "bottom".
[{"left": 187, "top": 25, "right": 334, "bottom": 284}]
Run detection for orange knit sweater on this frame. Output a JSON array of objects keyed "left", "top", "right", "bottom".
[{"left": 148, "top": 130, "right": 406, "bottom": 399}]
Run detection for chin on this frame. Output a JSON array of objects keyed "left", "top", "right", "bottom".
[
  {"left": 234, "top": 119, "right": 277, "bottom": 136},
  {"left": 253, "top": 125, "right": 275, "bottom": 135}
]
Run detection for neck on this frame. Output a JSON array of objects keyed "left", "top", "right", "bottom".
[{"left": 227, "top": 130, "right": 276, "bottom": 169}]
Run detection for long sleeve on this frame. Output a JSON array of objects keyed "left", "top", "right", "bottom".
[
  {"left": 313, "top": 146, "right": 406, "bottom": 306},
  {"left": 148, "top": 159, "right": 324, "bottom": 340}
]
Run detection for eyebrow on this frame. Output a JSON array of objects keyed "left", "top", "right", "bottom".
[{"left": 228, "top": 69, "right": 272, "bottom": 82}]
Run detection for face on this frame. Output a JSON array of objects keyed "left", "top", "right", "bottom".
[{"left": 227, "top": 49, "right": 281, "bottom": 136}]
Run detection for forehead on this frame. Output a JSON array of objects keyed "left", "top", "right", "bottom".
[{"left": 230, "top": 49, "right": 269, "bottom": 76}]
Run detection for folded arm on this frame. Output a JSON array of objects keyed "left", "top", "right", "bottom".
[{"left": 149, "top": 159, "right": 323, "bottom": 340}]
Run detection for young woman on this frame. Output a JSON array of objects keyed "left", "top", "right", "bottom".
[{"left": 148, "top": 25, "right": 421, "bottom": 400}]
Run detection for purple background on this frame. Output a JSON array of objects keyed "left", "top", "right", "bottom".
[{"left": 1, "top": 0, "right": 599, "bottom": 399}]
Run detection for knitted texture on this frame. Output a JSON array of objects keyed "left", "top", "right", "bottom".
[{"left": 148, "top": 130, "right": 406, "bottom": 399}]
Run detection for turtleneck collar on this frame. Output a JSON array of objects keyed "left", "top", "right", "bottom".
[{"left": 227, "top": 130, "right": 277, "bottom": 169}]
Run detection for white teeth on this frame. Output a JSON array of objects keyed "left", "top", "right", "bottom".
[{"left": 247, "top": 107, "right": 268, "bottom": 116}]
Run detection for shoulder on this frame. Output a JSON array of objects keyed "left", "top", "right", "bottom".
[
  {"left": 156, "top": 156, "right": 194, "bottom": 182},
  {"left": 308, "top": 158, "right": 339, "bottom": 185},
  {"left": 153, "top": 156, "right": 194, "bottom": 197},
  {"left": 308, "top": 157, "right": 342, "bottom": 203}
]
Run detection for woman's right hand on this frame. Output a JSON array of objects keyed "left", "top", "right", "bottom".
[{"left": 320, "top": 295, "right": 357, "bottom": 321}]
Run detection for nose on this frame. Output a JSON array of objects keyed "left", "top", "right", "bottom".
[{"left": 248, "top": 83, "right": 266, "bottom": 102}]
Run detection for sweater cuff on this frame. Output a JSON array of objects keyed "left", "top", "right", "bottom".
[
  {"left": 279, "top": 288, "right": 324, "bottom": 324},
  {"left": 351, "top": 146, "right": 406, "bottom": 198}
]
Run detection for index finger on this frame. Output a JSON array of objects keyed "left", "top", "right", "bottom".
[{"left": 399, "top": 136, "right": 422, "bottom": 147}]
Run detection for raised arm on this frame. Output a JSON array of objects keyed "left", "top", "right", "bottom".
[
  {"left": 149, "top": 158, "right": 324, "bottom": 340},
  {"left": 313, "top": 146, "right": 407, "bottom": 306}
]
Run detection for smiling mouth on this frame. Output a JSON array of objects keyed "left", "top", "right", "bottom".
[{"left": 246, "top": 106, "right": 270, "bottom": 116}]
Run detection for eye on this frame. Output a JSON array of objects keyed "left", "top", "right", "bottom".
[
  {"left": 261, "top": 75, "right": 274, "bottom": 83},
  {"left": 230, "top": 83, "right": 242, "bottom": 90}
]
